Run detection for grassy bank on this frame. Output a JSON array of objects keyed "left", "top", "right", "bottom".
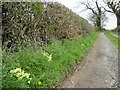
[
  {"left": 3, "top": 32, "right": 99, "bottom": 88},
  {"left": 105, "top": 32, "right": 120, "bottom": 51},
  {"left": 112, "top": 32, "right": 120, "bottom": 36}
]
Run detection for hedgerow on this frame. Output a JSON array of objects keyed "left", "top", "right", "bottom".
[{"left": 2, "top": 2, "right": 95, "bottom": 50}]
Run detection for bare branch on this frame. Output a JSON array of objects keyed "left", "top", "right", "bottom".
[
  {"left": 101, "top": 6, "right": 113, "bottom": 13},
  {"left": 80, "top": 2, "right": 97, "bottom": 15},
  {"left": 102, "top": 0, "right": 120, "bottom": 31}
]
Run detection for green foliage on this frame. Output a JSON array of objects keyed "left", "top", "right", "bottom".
[
  {"left": 2, "top": 32, "right": 99, "bottom": 88},
  {"left": 33, "top": 3, "right": 44, "bottom": 13},
  {"left": 105, "top": 32, "right": 120, "bottom": 51}
]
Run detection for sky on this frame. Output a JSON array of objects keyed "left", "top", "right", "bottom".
[{"left": 48, "top": 0, "right": 117, "bottom": 30}]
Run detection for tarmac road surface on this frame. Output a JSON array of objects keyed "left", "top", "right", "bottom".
[{"left": 59, "top": 33, "right": 118, "bottom": 88}]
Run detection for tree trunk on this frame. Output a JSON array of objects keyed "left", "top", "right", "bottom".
[
  {"left": 116, "top": 14, "right": 120, "bottom": 32},
  {"left": 95, "top": 16, "right": 101, "bottom": 30}
]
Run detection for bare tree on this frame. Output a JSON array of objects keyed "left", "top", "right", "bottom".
[
  {"left": 88, "top": 12, "right": 107, "bottom": 27},
  {"left": 80, "top": 0, "right": 106, "bottom": 30},
  {"left": 103, "top": 0, "right": 120, "bottom": 31},
  {"left": 88, "top": 13, "right": 97, "bottom": 25}
]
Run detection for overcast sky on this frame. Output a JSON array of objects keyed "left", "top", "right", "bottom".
[{"left": 48, "top": 0, "right": 117, "bottom": 30}]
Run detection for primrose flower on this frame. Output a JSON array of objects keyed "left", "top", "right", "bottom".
[
  {"left": 10, "top": 68, "right": 21, "bottom": 73},
  {"left": 18, "top": 76, "right": 23, "bottom": 80},
  {"left": 42, "top": 51, "right": 49, "bottom": 56},
  {"left": 27, "top": 78, "right": 32, "bottom": 84},
  {"left": 16, "top": 72, "right": 24, "bottom": 78},
  {"left": 29, "top": 78, "right": 32, "bottom": 80},
  {"left": 10, "top": 70, "right": 15, "bottom": 73},
  {"left": 23, "top": 73, "right": 30, "bottom": 78},
  {"left": 15, "top": 68, "right": 22, "bottom": 72},
  {"left": 10, "top": 68, "right": 32, "bottom": 84},
  {"left": 42, "top": 51, "right": 52, "bottom": 61},
  {"left": 28, "top": 80, "right": 31, "bottom": 84},
  {"left": 38, "top": 81, "right": 42, "bottom": 85},
  {"left": 47, "top": 54, "right": 52, "bottom": 61}
]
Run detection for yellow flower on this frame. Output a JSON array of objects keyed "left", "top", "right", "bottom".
[
  {"left": 16, "top": 72, "right": 23, "bottom": 78},
  {"left": 38, "top": 81, "right": 42, "bottom": 85},
  {"left": 42, "top": 51, "right": 52, "bottom": 61},
  {"left": 10, "top": 68, "right": 32, "bottom": 82},
  {"left": 28, "top": 80, "right": 31, "bottom": 84},
  {"left": 10, "top": 70, "right": 15, "bottom": 73},
  {"left": 18, "top": 76, "right": 23, "bottom": 80},
  {"left": 15, "top": 68, "right": 22, "bottom": 72},
  {"left": 47, "top": 54, "right": 52, "bottom": 61},
  {"left": 24, "top": 73, "right": 30, "bottom": 78},
  {"left": 42, "top": 52, "right": 48, "bottom": 56},
  {"left": 29, "top": 78, "right": 32, "bottom": 81},
  {"left": 10, "top": 68, "right": 22, "bottom": 73}
]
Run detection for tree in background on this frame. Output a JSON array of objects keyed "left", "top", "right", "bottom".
[
  {"left": 88, "top": 12, "right": 108, "bottom": 28},
  {"left": 103, "top": 0, "right": 120, "bottom": 32},
  {"left": 81, "top": 0, "right": 106, "bottom": 30}
]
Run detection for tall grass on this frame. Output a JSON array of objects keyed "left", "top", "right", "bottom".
[{"left": 2, "top": 32, "right": 99, "bottom": 88}]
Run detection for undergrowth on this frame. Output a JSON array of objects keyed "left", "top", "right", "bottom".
[{"left": 2, "top": 32, "right": 99, "bottom": 88}]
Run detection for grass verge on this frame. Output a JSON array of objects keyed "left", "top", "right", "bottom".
[
  {"left": 112, "top": 32, "right": 120, "bottom": 36},
  {"left": 105, "top": 32, "right": 120, "bottom": 51},
  {"left": 2, "top": 32, "right": 99, "bottom": 88}
]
